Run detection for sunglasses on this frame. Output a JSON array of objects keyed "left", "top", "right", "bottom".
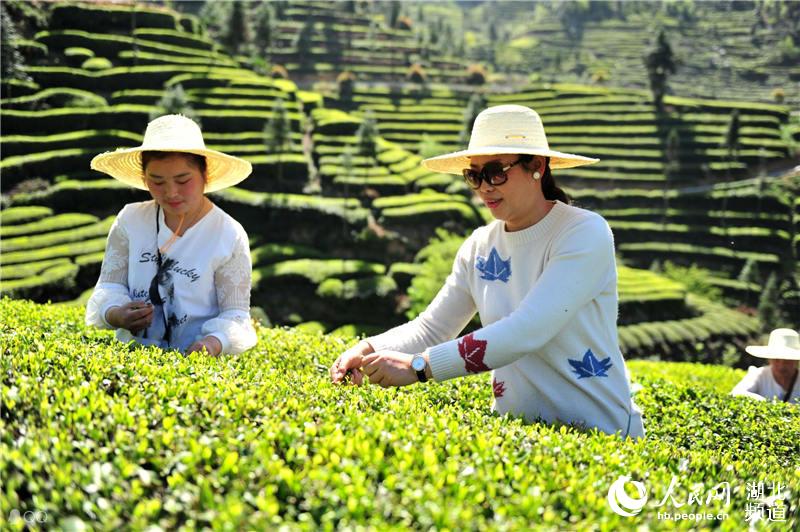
[{"left": 462, "top": 159, "right": 522, "bottom": 189}]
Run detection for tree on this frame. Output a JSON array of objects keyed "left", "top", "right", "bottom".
[
  {"left": 223, "top": 1, "right": 249, "bottom": 56},
  {"left": 356, "top": 111, "right": 379, "bottom": 164},
  {"left": 337, "top": 71, "right": 356, "bottom": 106},
  {"left": 738, "top": 257, "right": 761, "bottom": 285},
  {"left": 339, "top": 147, "right": 354, "bottom": 238},
  {"left": 557, "top": 0, "right": 589, "bottom": 42},
  {"left": 387, "top": 1, "right": 401, "bottom": 28},
  {"left": 1, "top": 4, "right": 29, "bottom": 86},
  {"left": 724, "top": 109, "right": 740, "bottom": 163},
  {"left": 665, "top": 126, "right": 681, "bottom": 179},
  {"left": 295, "top": 18, "right": 315, "bottom": 59},
  {"left": 459, "top": 93, "right": 485, "bottom": 146},
  {"left": 644, "top": 30, "right": 677, "bottom": 112},
  {"left": 252, "top": 2, "right": 273, "bottom": 53},
  {"left": 150, "top": 84, "right": 200, "bottom": 124},
  {"left": 661, "top": 126, "right": 680, "bottom": 226},
  {"left": 738, "top": 257, "right": 761, "bottom": 306},
  {"left": 757, "top": 272, "right": 781, "bottom": 332},
  {"left": 264, "top": 99, "right": 291, "bottom": 185}
]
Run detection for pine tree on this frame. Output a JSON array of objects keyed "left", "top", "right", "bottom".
[
  {"left": 224, "top": 1, "right": 248, "bottom": 55},
  {"left": 459, "top": 93, "right": 485, "bottom": 146},
  {"left": 644, "top": 30, "right": 677, "bottom": 112},
  {"left": 356, "top": 112, "right": 379, "bottom": 164},
  {"left": 724, "top": 109, "right": 740, "bottom": 162},
  {"left": 738, "top": 257, "right": 761, "bottom": 306},
  {"left": 337, "top": 71, "right": 355, "bottom": 106},
  {"left": 295, "top": 18, "right": 315, "bottom": 58},
  {"left": 738, "top": 257, "right": 761, "bottom": 284},
  {"left": 1, "top": 4, "right": 29, "bottom": 85},
  {"left": 388, "top": 1, "right": 401, "bottom": 28},
  {"left": 757, "top": 272, "right": 781, "bottom": 332},
  {"left": 252, "top": 2, "right": 273, "bottom": 53},
  {"left": 264, "top": 99, "right": 291, "bottom": 185},
  {"left": 150, "top": 84, "right": 200, "bottom": 124}
]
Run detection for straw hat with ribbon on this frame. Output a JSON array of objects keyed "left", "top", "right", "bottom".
[
  {"left": 421, "top": 104, "right": 599, "bottom": 174},
  {"left": 746, "top": 328, "right": 800, "bottom": 360},
  {"left": 91, "top": 114, "right": 252, "bottom": 193}
]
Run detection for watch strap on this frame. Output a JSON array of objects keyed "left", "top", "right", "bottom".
[{"left": 413, "top": 354, "right": 428, "bottom": 383}]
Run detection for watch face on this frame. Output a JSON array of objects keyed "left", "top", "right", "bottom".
[{"left": 412, "top": 356, "right": 426, "bottom": 372}]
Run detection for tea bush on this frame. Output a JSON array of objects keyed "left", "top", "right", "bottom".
[{"left": 2, "top": 298, "right": 797, "bottom": 530}]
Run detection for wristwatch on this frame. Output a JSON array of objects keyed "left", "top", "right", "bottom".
[{"left": 411, "top": 354, "right": 428, "bottom": 383}]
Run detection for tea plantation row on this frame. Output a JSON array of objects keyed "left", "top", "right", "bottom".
[{"left": 1, "top": 298, "right": 797, "bottom": 530}]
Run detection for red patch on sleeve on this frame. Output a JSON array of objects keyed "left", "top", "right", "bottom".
[
  {"left": 457, "top": 333, "right": 490, "bottom": 374},
  {"left": 492, "top": 377, "right": 506, "bottom": 398}
]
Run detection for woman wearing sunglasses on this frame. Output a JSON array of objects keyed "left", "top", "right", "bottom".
[
  {"left": 331, "top": 105, "right": 644, "bottom": 439},
  {"left": 85, "top": 114, "right": 257, "bottom": 356}
]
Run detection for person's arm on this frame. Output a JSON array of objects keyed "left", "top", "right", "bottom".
[
  {"left": 331, "top": 236, "right": 477, "bottom": 383},
  {"left": 192, "top": 232, "right": 257, "bottom": 355},
  {"left": 86, "top": 214, "right": 136, "bottom": 329},
  {"left": 426, "top": 215, "right": 615, "bottom": 381},
  {"left": 730, "top": 366, "right": 767, "bottom": 401}
]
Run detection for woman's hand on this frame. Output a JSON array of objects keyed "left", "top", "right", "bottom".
[
  {"left": 330, "top": 340, "right": 374, "bottom": 385},
  {"left": 187, "top": 336, "right": 222, "bottom": 357},
  {"left": 106, "top": 302, "right": 153, "bottom": 335},
  {"left": 362, "top": 351, "right": 418, "bottom": 388}
]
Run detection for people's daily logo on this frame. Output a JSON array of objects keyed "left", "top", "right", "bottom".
[{"left": 607, "top": 475, "right": 648, "bottom": 517}]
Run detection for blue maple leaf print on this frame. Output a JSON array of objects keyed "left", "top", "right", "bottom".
[
  {"left": 475, "top": 247, "right": 512, "bottom": 282},
  {"left": 568, "top": 349, "right": 613, "bottom": 379}
]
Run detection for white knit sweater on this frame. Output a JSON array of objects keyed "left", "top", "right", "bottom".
[{"left": 368, "top": 201, "right": 644, "bottom": 439}]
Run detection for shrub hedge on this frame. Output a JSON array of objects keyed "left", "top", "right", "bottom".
[{"left": 1, "top": 299, "right": 797, "bottom": 529}]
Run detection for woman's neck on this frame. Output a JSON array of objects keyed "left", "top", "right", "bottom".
[
  {"left": 505, "top": 199, "right": 555, "bottom": 232},
  {"left": 164, "top": 198, "right": 211, "bottom": 235}
]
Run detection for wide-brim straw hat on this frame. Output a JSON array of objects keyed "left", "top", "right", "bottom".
[
  {"left": 90, "top": 114, "right": 252, "bottom": 193},
  {"left": 746, "top": 328, "right": 800, "bottom": 360},
  {"left": 422, "top": 104, "right": 599, "bottom": 174}
]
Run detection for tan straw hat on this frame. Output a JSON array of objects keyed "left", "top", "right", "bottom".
[
  {"left": 90, "top": 114, "right": 252, "bottom": 193},
  {"left": 422, "top": 104, "right": 599, "bottom": 174},
  {"left": 746, "top": 328, "right": 800, "bottom": 360}
]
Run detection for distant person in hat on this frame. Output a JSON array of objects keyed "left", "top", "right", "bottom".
[
  {"left": 330, "top": 105, "right": 644, "bottom": 439},
  {"left": 731, "top": 328, "right": 800, "bottom": 404},
  {"left": 85, "top": 114, "right": 257, "bottom": 356}
]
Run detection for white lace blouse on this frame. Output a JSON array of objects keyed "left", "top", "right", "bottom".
[{"left": 85, "top": 200, "right": 257, "bottom": 354}]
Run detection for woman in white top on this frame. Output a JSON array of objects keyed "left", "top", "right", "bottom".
[
  {"left": 330, "top": 105, "right": 644, "bottom": 439},
  {"left": 732, "top": 328, "right": 800, "bottom": 404},
  {"left": 85, "top": 114, "right": 257, "bottom": 356}
]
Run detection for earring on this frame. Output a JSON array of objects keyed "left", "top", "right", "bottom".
[{"left": 533, "top": 171, "right": 541, "bottom": 180}]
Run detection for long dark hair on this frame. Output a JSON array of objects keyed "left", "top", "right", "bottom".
[{"left": 518, "top": 154, "right": 569, "bottom": 204}]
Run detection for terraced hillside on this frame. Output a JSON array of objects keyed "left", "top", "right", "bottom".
[
  {"left": 0, "top": 2, "right": 480, "bottom": 330},
  {"left": 2, "top": 1, "right": 796, "bottom": 359},
  {"left": 462, "top": 1, "right": 800, "bottom": 108},
  {"left": 341, "top": 85, "right": 475, "bottom": 155},
  {"left": 262, "top": 1, "right": 470, "bottom": 84}
]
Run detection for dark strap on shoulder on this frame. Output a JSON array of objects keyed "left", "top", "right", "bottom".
[{"left": 783, "top": 369, "right": 798, "bottom": 403}]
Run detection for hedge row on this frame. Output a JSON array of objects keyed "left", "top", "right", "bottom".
[{"left": 2, "top": 299, "right": 797, "bottom": 529}]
